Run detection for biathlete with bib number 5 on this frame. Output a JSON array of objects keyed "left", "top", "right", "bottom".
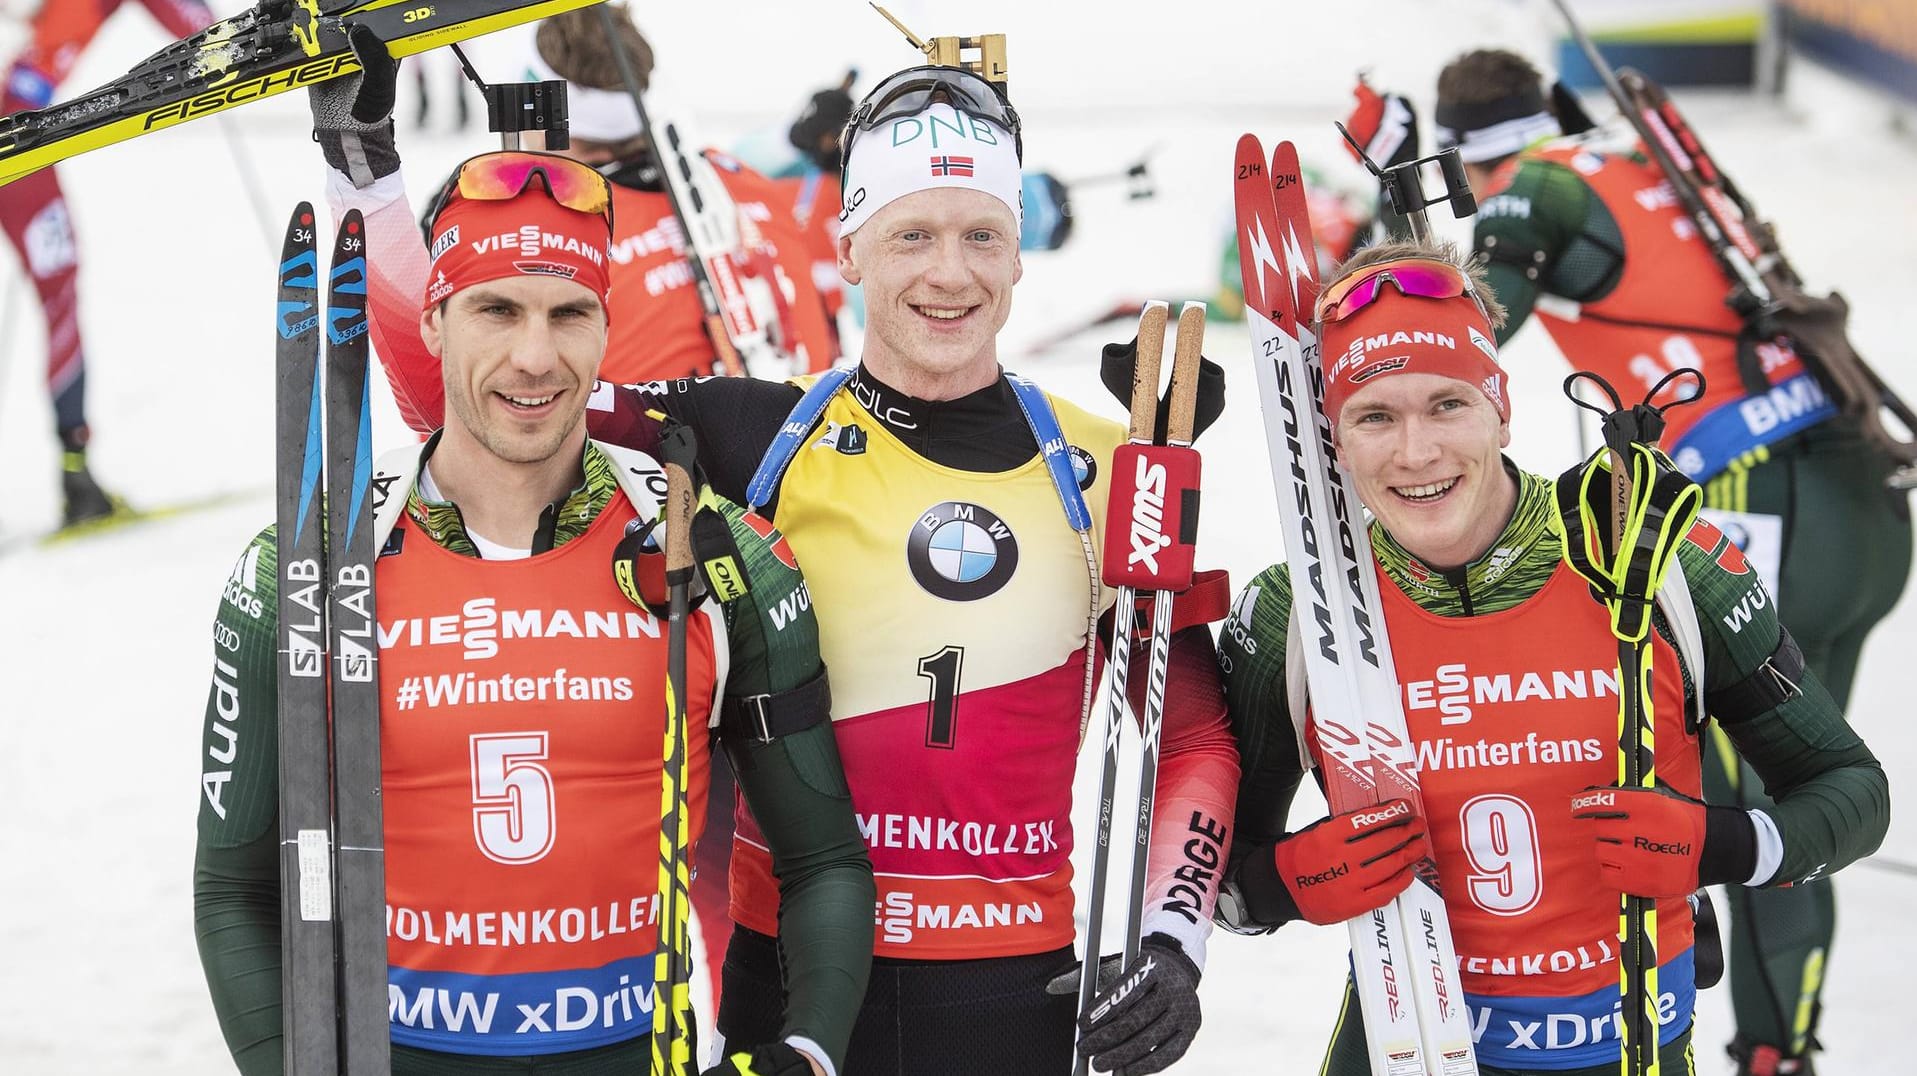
[
  {"left": 192, "top": 152, "right": 874, "bottom": 1076},
  {"left": 1215, "top": 240, "right": 1889, "bottom": 1075}
]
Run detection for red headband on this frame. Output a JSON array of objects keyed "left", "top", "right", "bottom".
[
  {"left": 423, "top": 193, "right": 612, "bottom": 315},
  {"left": 1320, "top": 288, "right": 1507, "bottom": 423}
]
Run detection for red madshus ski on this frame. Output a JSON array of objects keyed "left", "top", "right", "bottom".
[
  {"left": 273, "top": 202, "right": 337, "bottom": 1074},
  {"left": 1233, "top": 135, "right": 1476, "bottom": 1076},
  {"left": 321, "top": 209, "right": 389, "bottom": 1071}
]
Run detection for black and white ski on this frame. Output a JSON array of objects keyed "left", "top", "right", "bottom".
[
  {"left": 273, "top": 202, "right": 337, "bottom": 1074},
  {"left": 321, "top": 210, "right": 389, "bottom": 1071},
  {"left": 274, "top": 206, "right": 387, "bottom": 1071}
]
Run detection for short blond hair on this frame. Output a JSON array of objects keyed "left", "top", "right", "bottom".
[{"left": 1321, "top": 239, "right": 1507, "bottom": 332}]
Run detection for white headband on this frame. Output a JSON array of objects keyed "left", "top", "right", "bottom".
[
  {"left": 519, "top": 48, "right": 644, "bottom": 144},
  {"left": 837, "top": 103, "right": 1022, "bottom": 237},
  {"left": 1437, "top": 110, "right": 1562, "bottom": 164}
]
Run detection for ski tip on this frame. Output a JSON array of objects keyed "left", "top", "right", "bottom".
[
  {"left": 287, "top": 201, "right": 315, "bottom": 230},
  {"left": 1234, "top": 135, "right": 1270, "bottom": 183}
]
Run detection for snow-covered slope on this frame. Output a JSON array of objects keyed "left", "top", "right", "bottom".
[{"left": 1, "top": 2, "right": 1910, "bottom": 1071}]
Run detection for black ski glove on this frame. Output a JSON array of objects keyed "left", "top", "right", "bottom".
[
  {"left": 1099, "top": 337, "right": 1226, "bottom": 442},
  {"left": 308, "top": 22, "right": 402, "bottom": 188},
  {"left": 788, "top": 80, "right": 855, "bottom": 173},
  {"left": 1550, "top": 80, "right": 1597, "bottom": 136},
  {"left": 702, "top": 1042, "right": 816, "bottom": 1076},
  {"left": 1065, "top": 934, "right": 1203, "bottom": 1075}
]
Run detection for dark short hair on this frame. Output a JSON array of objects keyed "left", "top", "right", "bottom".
[
  {"left": 1322, "top": 238, "right": 1508, "bottom": 332},
  {"left": 536, "top": 4, "right": 653, "bottom": 91},
  {"left": 1437, "top": 49, "right": 1545, "bottom": 110}
]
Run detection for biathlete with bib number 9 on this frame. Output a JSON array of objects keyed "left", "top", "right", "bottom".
[
  {"left": 1421, "top": 50, "right": 1914, "bottom": 1073},
  {"left": 1216, "top": 239, "right": 1889, "bottom": 1075}
]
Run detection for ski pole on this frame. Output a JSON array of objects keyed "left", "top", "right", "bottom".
[
  {"left": 1073, "top": 300, "right": 1169, "bottom": 1076},
  {"left": 1558, "top": 369, "right": 1707, "bottom": 1076},
  {"left": 651, "top": 422, "right": 700, "bottom": 1076},
  {"left": 1122, "top": 302, "right": 1206, "bottom": 962},
  {"left": 215, "top": 116, "right": 277, "bottom": 256},
  {"left": 1063, "top": 153, "right": 1155, "bottom": 200},
  {"left": 1605, "top": 393, "right": 1660, "bottom": 1076}
]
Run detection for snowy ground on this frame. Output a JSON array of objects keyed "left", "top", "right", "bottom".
[{"left": 1, "top": 2, "right": 1913, "bottom": 1072}]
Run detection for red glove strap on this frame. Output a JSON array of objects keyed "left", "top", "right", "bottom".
[{"left": 1101, "top": 443, "right": 1200, "bottom": 591}]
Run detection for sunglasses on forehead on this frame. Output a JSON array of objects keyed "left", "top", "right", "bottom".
[
  {"left": 1315, "top": 257, "right": 1489, "bottom": 326},
  {"left": 423, "top": 151, "right": 616, "bottom": 237},
  {"left": 838, "top": 65, "right": 1024, "bottom": 181}
]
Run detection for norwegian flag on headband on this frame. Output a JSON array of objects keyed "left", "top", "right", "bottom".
[{"left": 929, "top": 155, "right": 976, "bottom": 177}]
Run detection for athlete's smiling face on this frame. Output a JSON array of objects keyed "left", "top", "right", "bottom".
[
  {"left": 422, "top": 275, "right": 607, "bottom": 467},
  {"left": 1335, "top": 372, "right": 1518, "bottom": 570},
  {"left": 839, "top": 187, "right": 1021, "bottom": 400}
]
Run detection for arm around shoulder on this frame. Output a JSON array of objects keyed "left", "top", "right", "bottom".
[{"left": 708, "top": 498, "right": 873, "bottom": 1072}]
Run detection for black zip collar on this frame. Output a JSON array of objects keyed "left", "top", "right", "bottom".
[{"left": 846, "top": 363, "right": 1038, "bottom": 472}]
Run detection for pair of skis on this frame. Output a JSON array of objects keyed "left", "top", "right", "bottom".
[
  {"left": 1232, "top": 136, "right": 1477, "bottom": 1076},
  {"left": 1074, "top": 300, "right": 1205, "bottom": 1072},
  {"left": 274, "top": 203, "right": 387, "bottom": 1073},
  {"left": 0, "top": 0, "right": 608, "bottom": 186}
]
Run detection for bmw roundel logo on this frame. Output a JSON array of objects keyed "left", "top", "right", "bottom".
[
  {"left": 907, "top": 501, "right": 1019, "bottom": 601},
  {"left": 1068, "top": 445, "right": 1098, "bottom": 490}
]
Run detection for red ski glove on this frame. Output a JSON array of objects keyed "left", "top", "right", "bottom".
[
  {"left": 1258, "top": 798, "right": 1431, "bottom": 926},
  {"left": 1571, "top": 785, "right": 1756, "bottom": 899}
]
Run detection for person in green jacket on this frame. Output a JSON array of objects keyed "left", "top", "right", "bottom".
[
  {"left": 1217, "top": 240, "right": 1889, "bottom": 1075},
  {"left": 193, "top": 152, "right": 873, "bottom": 1076},
  {"left": 1427, "top": 49, "right": 1911, "bottom": 1073}
]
